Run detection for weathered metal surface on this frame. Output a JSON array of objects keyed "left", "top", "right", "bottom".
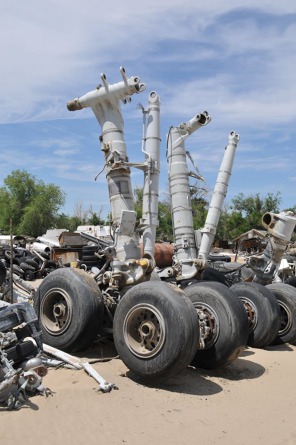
[
  {"left": 67, "top": 67, "right": 159, "bottom": 286},
  {"left": 198, "top": 131, "right": 240, "bottom": 260},
  {"left": 58, "top": 232, "right": 88, "bottom": 248},
  {"left": 166, "top": 112, "right": 210, "bottom": 279},
  {"left": 167, "top": 112, "right": 211, "bottom": 265},
  {"left": 141, "top": 243, "right": 173, "bottom": 268},
  {"left": 0, "top": 302, "right": 48, "bottom": 410},
  {"left": 248, "top": 211, "right": 296, "bottom": 283},
  {"left": 51, "top": 249, "right": 79, "bottom": 265},
  {"left": 43, "top": 344, "right": 117, "bottom": 392}
]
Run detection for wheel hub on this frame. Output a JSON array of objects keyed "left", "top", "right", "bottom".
[
  {"left": 278, "top": 301, "right": 292, "bottom": 336},
  {"left": 239, "top": 297, "right": 257, "bottom": 333},
  {"left": 194, "top": 302, "right": 219, "bottom": 349},
  {"left": 123, "top": 304, "right": 165, "bottom": 358},
  {"left": 139, "top": 321, "right": 157, "bottom": 340},
  {"left": 40, "top": 288, "right": 73, "bottom": 336},
  {"left": 53, "top": 303, "right": 66, "bottom": 318}
]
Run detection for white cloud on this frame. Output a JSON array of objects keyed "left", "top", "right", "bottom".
[
  {"left": 1, "top": 1, "right": 296, "bottom": 124},
  {"left": 1, "top": 1, "right": 296, "bottom": 213}
]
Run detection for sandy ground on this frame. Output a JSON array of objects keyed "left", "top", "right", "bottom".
[{"left": 1, "top": 338, "right": 296, "bottom": 445}]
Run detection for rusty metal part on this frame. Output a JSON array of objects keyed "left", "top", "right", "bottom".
[
  {"left": 239, "top": 298, "right": 257, "bottom": 332},
  {"left": 140, "top": 243, "right": 174, "bottom": 268}
]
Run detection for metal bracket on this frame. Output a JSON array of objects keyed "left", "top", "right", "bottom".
[{"left": 117, "top": 210, "right": 137, "bottom": 237}]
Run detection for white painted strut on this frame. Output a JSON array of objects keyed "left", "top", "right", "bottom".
[
  {"left": 167, "top": 112, "right": 211, "bottom": 264},
  {"left": 67, "top": 67, "right": 148, "bottom": 280},
  {"left": 67, "top": 68, "right": 161, "bottom": 287},
  {"left": 140, "top": 91, "right": 161, "bottom": 261},
  {"left": 67, "top": 66, "right": 146, "bottom": 228},
  {"left": 166, "top": 112, "right": 211, "bottom": 279},
  {"left": 198, "top": 130, "right": 239, "bottom": 261},
  {"left": 43, "top": 344, "right": 117, "bottom": 392}
]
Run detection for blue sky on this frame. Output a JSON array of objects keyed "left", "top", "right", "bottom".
[{"left": 1, "top": 1, "right": 296, "bottom": 220}]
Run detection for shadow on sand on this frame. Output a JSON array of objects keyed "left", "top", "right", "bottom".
[
  {"left": 123, "top": 355, "right": 265, "bottom": 396},
  {"left": 72, "top": 339, "right": 266, "bottom": 396}
]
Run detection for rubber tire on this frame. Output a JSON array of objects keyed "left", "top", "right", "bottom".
[
  {"left": 19, "top": 262, "right": 35, "bottom": 272},
  {"left": 6, "top": 258, "right": 20, "bottom": 267},
  {"left": 200, "top": 267, "right": 230, "bottom": 287},
  {"left": 0, "top": 261, "right": 6, "bottom": 286},
  {"left": 82, "top": 246, "right": 98, "bottom": 253},
  {"left": 42, "top": 267, "right": 56, "bottom": 276},
  {"left": 284, "top": 276, "right": 296, "bottom": 288},
  {"left": 25, "top": 259, "right": 40, "bottom": 270},
  {"left": 45, "top": 260, "right": 57, "bottom": 268},
  {"left": 4, "top": 250, "right": 15, "bottom": 261},
  {"left": 12, "top": 264, "right": 24, "bottom": 276},
  {"left": 81, "top": 255, "right": 99, "bottom": 261},
  {"left": 231, "top": 282, "right": 280, "bottom": 348},
  {"left": 266, "top": 283, "right": 296, "bottom": 345},
  {"left": 24, "top": 270, "right": 35, "bottom": 281},
  {"left": 184, "top": 281, "right": 249, "bottom": 369},
  {"left": 148, "top": 270, "right": 161, "bottom": 281},
  {"left": 32, "top": 255, "right": 42, "bottom": 262},
  {"left": 113, "top": 281, "right": 199, "bottom": 381},
  {"left": 34, "top": 268, "right": 104, "bottom": 352}
]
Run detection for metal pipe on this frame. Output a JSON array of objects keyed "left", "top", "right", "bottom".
[
  {"left": 9, "top": 219, "right": 13, "bottom": 304},
  {"left": 198, "top": 130, "right": 239, "bottom": 260},
  {"left": 31, "top": 242, "right": 51, "bottom": 254},
  {"left": 67, "top": 67, "right": 146, "bottom": 227},
  {"left": 67, "top": 67, "right": 146, "bottom": 264},
  {"left": 167, "top": 112, "right": 211, "bottom": 263},
  {"left": 141, "top": 91, "right": 161, "bottom": 261},
  {"left": 43, "top": 343, "right": 117, "bottom": 392}
]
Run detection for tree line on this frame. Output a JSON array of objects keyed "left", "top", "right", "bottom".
[
  {"left": 0, "top": 170, "right": 106, "bottom": 238},
  {"left": 0, "top": 170, "right": 294, "bottom": 243}
]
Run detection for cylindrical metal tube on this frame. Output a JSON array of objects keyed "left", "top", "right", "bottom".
[
  {"left": 67, "top": 69, "right": 146, "bottom": 263},
  {"left": 141, "top": 91, "right": 161, "bottom": 260},
  {"left": 262, "top": 212, "right": 296, "bottom": 242},
  {"left": 140, "top": 242, "right": 174, "bottom": 268},
  {"left": 167, "top": 113, "right": 210, "bottom": 262},
  {"left": 67, "top": 99, "right": 83, "bottom": 111},
  {"left": 198, "top": 131, "right": 239, "bottom": 260}
]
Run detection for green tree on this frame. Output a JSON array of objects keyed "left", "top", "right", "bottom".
[
  {"left": 190, "top": 185, "right": 208, "bottom": 230},
  {"left": 134, "top": 186, "right": 173, "bottom": 241},
  {"left": 86, "top": 205, "right": 105, "bottom": 226},
  {"left": 133, "top": 184, "right": 209, "bottom": 242},
  {"left": 55, "top": 213, "right": 82, "bottom": 232},
  {"left": 133, "top": 186, "right": 143, "bottom": 221},
  {"left": 0, "top": 170, "right": 65, "bottom": 237},
  {"left": 157, "top": 200, "right": 173, "bottom": 241},
  {"left": 231, "top": 192, "right": 281, "bottom": 230},
  {"left": 215, "top": 192, "right": 282, "bottom": 243},
  {"left": 216, "top": 207, "right": 249, "bottom": 241}
]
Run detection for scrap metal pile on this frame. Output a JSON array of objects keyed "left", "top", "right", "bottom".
[
  {"left": 207, "top": 212, "right": 296, "bottom": 287},
  {"left": 1, "top": 245, "right": 58, "bottom": 282},
  {"left": 0, "top": 229, "right": 112, "bottom": 286},
  {"left": 0, "top": 297, "right": 49, "bottom": 410},
  {"left": 0, "top": 259, "right": 117, "bottom": 410}
]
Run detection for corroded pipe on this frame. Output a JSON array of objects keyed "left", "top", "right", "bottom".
[{"left": 141, "top": 243, "right": 174, "bottom": 268}]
